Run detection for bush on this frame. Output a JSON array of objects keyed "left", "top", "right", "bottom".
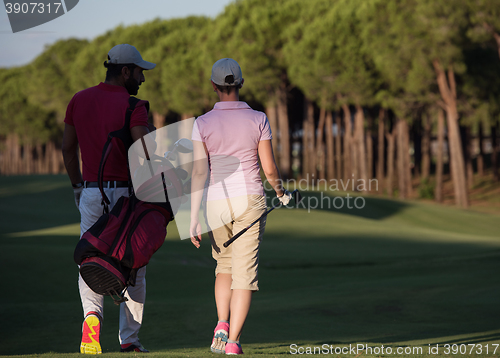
[{"left": 418, "top": 178, "right": 435, "bottom": 199}]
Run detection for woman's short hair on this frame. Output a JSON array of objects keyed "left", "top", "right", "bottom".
[{"left": 215, "top": 83, "right": 239, "bottom": 94}]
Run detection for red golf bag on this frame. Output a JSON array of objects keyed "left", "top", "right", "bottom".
[{"left": 74, "top": 194, "right": 172, "bottom": 303}]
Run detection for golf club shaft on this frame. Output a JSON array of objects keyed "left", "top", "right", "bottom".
[
  {"left": 223, "top": 203, "right": 280, "bottom": 248},
  {"left": 222, "top": 189, "right": 301, "bottom": 248}
]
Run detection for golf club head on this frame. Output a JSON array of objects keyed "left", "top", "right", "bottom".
[{"left": 175, "top": 138, "right": 194, "bottom": 153}]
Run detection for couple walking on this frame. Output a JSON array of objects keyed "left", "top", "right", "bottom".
[{"left": 63, "top": 44, "right": 290, "bottom": 355}]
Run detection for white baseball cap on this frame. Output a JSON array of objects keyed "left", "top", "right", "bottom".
[
  {"left": 211, "top": 58, "right": 243, "bottom": 86},
  {"left": 107, "top": 44, "right": 156, "bottom": 70}
]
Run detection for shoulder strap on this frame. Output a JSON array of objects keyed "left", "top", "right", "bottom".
[{"left": 97, "top": 97, "right": 149, "bottom": 207}]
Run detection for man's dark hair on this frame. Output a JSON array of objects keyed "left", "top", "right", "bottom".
[{"left": 103, "top": 59, "right": 137, "bottom": 81}]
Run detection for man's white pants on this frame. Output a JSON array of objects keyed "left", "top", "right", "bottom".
[{"left": 78, "top": 187, "right": 146, "bottom": 345}]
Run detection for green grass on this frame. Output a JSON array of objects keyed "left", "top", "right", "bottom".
[{"left": 1, "top": 175, "right": 500, "bottom": 357}]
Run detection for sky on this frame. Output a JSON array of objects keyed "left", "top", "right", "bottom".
[{"left": 0, "top": 0, "right": 234, "bottom": 68}]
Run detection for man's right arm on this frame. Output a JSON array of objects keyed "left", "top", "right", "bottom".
[
  {"left": 130, "top": 125, "right": 150, "bottom": 143},
  {"left": 62, "top": 123, "right": 83, "bottom": 185},
  {"left": 131, "top": 125, "right": 158, "bottom": 159}
]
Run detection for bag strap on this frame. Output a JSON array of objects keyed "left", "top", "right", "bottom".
[{"left": 97, "top": 97, "right": 149, "bottom": 209}]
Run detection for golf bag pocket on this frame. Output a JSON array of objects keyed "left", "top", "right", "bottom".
[
  {"left": 79, "top": 256, "right": 131, "bottom": 300},
  {"left": 74, "top": 195, "right": 172, "bottom": 302}
]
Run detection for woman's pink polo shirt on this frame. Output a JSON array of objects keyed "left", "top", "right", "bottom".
[{"left": 192, "top": 101, "right": 272, "bottom": 201}]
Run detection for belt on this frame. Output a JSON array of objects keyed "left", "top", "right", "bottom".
[{"left": 84, "top": 181, "right": 130, "bottom": 188}]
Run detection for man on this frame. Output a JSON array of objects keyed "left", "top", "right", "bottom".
[{"left": 62, "top": 44, "right": 155, "bottom": 354}]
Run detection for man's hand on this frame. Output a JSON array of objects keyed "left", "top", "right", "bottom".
[
  {"left": 74, "top": 187, "right": 83, "bottom": 209},
  {"left": 278, "top": 190, "right": 292, "bottom": 205}
]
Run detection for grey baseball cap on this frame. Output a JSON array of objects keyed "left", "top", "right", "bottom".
[
  {"left": 211, "top": 58, "right": 243, "bottom": 86},
  {"left": 107, "top": 44, "right": 156, "bottom": 70}
]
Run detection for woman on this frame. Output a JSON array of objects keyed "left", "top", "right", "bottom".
[{"left": 190, "top": 58, "right": 291, "bottom": 355}]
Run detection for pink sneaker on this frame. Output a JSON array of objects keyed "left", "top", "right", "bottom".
[
  {"left": 211, "top": 321, "right": 229, "bottom": 354},
  {"left": 225, "top": 341, "right": 243, "bottom": 355}
]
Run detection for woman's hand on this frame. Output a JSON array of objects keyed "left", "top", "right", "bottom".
[{"left": 190, "top": 218, "right": 202, "bottom": 248}]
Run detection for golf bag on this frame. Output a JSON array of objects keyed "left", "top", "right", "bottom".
[
  {"left": 74, "top": 97, "right": 183, "bottom": 304},
  {"left": 74, "top": 194, "right": 172, "bottom": 303}
]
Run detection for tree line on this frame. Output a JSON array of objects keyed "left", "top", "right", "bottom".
[{"left": 1, "top": 0, "right": 499, "bottom": 208}]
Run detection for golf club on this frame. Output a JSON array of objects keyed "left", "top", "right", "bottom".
[
  {"left": 164, "top": 138, "right": 194, "bottom": 161},
  {"left": 223, "top": 189, "right": 303, "bottom": 248}
]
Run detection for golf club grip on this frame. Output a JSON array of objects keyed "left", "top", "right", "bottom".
[{"left": 223, "top": 228, "right": 248, "bottom": 247}]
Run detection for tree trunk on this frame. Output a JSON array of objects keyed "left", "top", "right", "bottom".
[
  {"left": 325, "top": 110, "right": 334, "bottom": 180},
  {"left": 46, "top": 141, "right": 56, "bottom": 174},
  {"left": 397, "top": 119, "right": 407, "bottom": 199},
  {"left": 366, "top": 114, "right": 374, "bottom": 182},
  {"left": 277, "top": 80, "right": 290, "bottom": 179},
  {"left": 446, "top": 101, "right": 469, "bottom": 207},
  {"left": 386, "top": 123, "right": 397, "bottom": 197},
  {"left": 342, "top": 104, "right": 352, "bottom": 183},
  {"left": 25, "top": 141, "right": 33, "bottom": 175},
  {"left": 43, "top": 143, "right": 50, "bottom": 173},
  {"left": 12, "top": 134, "right": 20, "bottom": 174},
  {"left": 3, "top": 135, "right": 12, "bottom": 174},
  {"left": 302, "top": 99, "right": 315, "bottom": 182},
  {"left": 152, "top": 111, "right": 165, "bottom": 130},
  {"left": 464, "top": 126, "right": 474, "bottom": 189},
  {"left": 483, "top": 23, "right": 500, "bottom": 60},
  {"left": 1, "top": 136, "right": 7, "bottom": 174},
  {"left": 335, "top": 111, "right": 342, "bottom": 180},
  {"left": 421, "top": 112, "right": 431, "bottom": 179},
  {"left": 316, "top": 107, "right": 326, "bottom": 181},
  {"left": 477, "top": 121, "right": 484, "bottom": 177},
  {"left": 377, "top": 108, "right": 385, "bottom": 193},
  {"left": 51, "top": 141, "right": 61, "bottom": 174},
  {"left": 433, "top": 60, "right": 469, "bottom": 208},
  {"left": 351, "top": 108, "right": 359, "bottom": 184},
  {"left": 302, "top": 113, "right": 308, "bottom": 180},
  {"left": 308, "top": 111, "right": 316, "bottom": 182},
  {"left": 493, "top": 123, "right": 499, "bottom": 181},
  {"left": 435, "top": 108, "right": 445, "bottom": 203},
  {"left": 413, "top": 118, "right": 422, "bottom": 179},
  {"left": 404, "top": 120, "right": 412, "bottom": 197},
  {"left": 265, "top": 101, "right": 279, "bottom": 167},
  {"left": 354, "top": 105, "right": 368, "bottom": 188},
  {"left": 35, "top": 143, "right": 42, "bottom": 174},
  {"left": 494, "top": 31, "right": 500, "bottom": 60}
]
